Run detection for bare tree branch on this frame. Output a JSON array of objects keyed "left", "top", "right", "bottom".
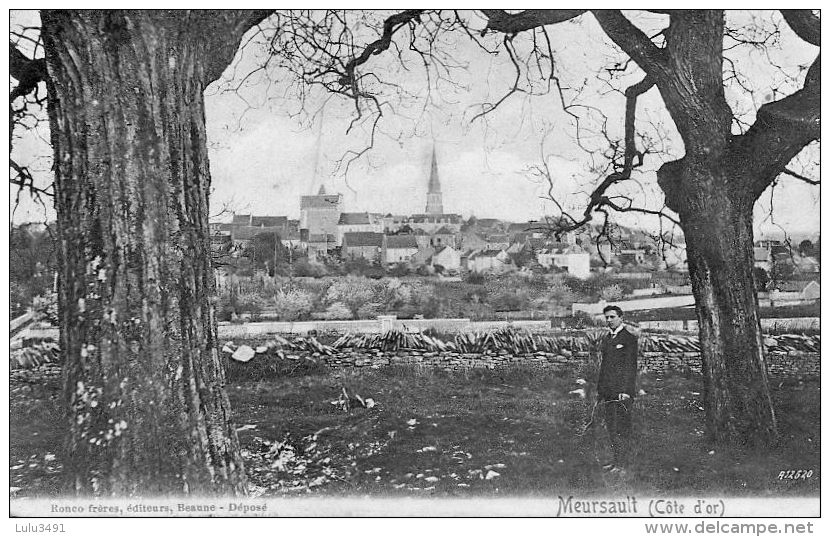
[
  {"left": 542, "top": 76, "right": 657, "bottom": 238},
  {"left": 339, "top": 10, "right": 425, "bottom": 88},
  {"left": 480, "top": 9, "right": 586, "bottom": 33},
  {"left": 781, "top": 167, "right": 819, "bottom": 185},
  {"left": 590, "top": 10, "right": 667, "bottom": 76}
]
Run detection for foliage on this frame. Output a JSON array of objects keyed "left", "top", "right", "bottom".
[
  {"left": 9, "top": 224, "right": 57, "bottom": 315},
  {"left": 244, "top": 232, "right": 291, "bottom": 276},
  {"left": 343, "top": 257, "right": 385, "bottom": 279},
  {"left": 509, "top": 247, "right": 537, "bottom": 269},
  {"left": 490, "top": 290, "right": 531, "bottom": 312},
  {"left": 293, "top": 258, "right": 329, "bottom": 278},
  {"left": 753, "top": 267, "right": 770, "bottom": 291},
  {"left": 600, "top": 284, "right": 624, "bottom": 301},
  {"left": 318, "top": 302, "right": 352, "bottom": 320},
  {"left": 324, "top": 276, "right": 376, "bottom": 319},
  {"left": 388, "top": 263, "right": 412, "bottom": 277},
  {"left": 273, "top": 288, "right": 314, "bottom": 321},
  {"left": 375, "top": 278, "right": 412, "bottom": 313},
  {"left": 237, "top": 292, "right": 266, "bottom": 321},
  {"left": 10, "top": 282, "right": 29, "bottom": 318},
  {"left": 32, "top": 292, "right": 59, "bottom": 325},
  {"left": 465, "top": 272, "right": 486, "bottom": 285},
  {"left": 567, "top": 310, "right": 602, "bottom": 329},
  {"left": 356, "top": 302, "right": 383, "bottom": 320}
]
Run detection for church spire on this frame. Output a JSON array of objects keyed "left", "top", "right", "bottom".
[{"left": 425, "top": 146, "right": 444, "bottom": 214}]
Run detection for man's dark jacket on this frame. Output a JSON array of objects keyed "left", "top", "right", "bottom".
[{"left": 597, "top": 327, "right": 638, "bottom": 400}]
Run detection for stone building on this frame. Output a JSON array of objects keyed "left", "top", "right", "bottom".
[
  {"left": 382, "top": 235, "right": 420, "bottom": 265},
  {"left": 342, "top": 232, "right": 384, "bottom": 262},
  {"left": 336, "top": 212, "right": 384, "bottom": 246},
  {"left": 300, "top": 185, "right": 343, "bottom": 239}
]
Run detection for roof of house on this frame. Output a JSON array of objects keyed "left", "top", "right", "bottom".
[
  {"left": 461, "top": 231, "right": 486, "bottom": 241},
  {"left": 409, "top": 213, "right": 463, "bottom": 224},
  {"left": 385, "top": 235, "right": 419, "bottom": 249},
  {"left": 338, "top": 212, "right": 372, "bottom": 225},
  {"left": 507, "top": 222, "right": 538, "bottom": 233},
  {"left": 300, "top": 194, "right": 342, "bottom": 209},
  {"left": 343, "top": 232, "right": 384, "bottom": 247},
  {"left": 434, "top": 225, "right": 456, "bottom": 235},
  {"left": 475, "top": 218, "right": 502, "bottom": 228},
  {"left": 472, "top": 249, "right": 506, "bottom": 258},
  {"left": 434, "top": 245, "right": 458, "bottom": 256},
  {"left": 232, "top": 214, "right": 252, "bottom": 225},
  {"left": 412, "top": 247, "right": 435, "bottom": 263},
  {"left": 251, "top": 216, "right": 287, "bottom": 228},
  {"left": 486, "top": 234, "right": 510, "bottom": 243},
  {"left": 543, "top": 241, "right": 572, "bottom": 252}
]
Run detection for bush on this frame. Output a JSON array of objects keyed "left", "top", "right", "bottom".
[
  {"left": 490, "top": 290, "right": 530, "bottom": 312},
  {"left": 565, "top": 310, "right": 601, "bottom": 329},
  {"left": 33, "top": 292, "right": 59, "bottom": 325},
  {"left": 415, "top": 265, "right": 434, "bottom": 276},
  {"left": 273, "top": 288, "right": 314, "bottom": 321},
  {"left": 324, "top": 275, "right": 376, "bottom": 318},
  {"left": 217, "top": 302, "right": 235, "bottom": 322},
  {"left": 600, "top": 284, "right": 624, "bottom": 301},
  {"left": 293, "top": 259, "right": 328, "bottom": 278},
  {"left": 319, "top": 302, "right": 352, "bottom": 320},
  {"left": 10, "top": 282, "right": 30, "bottom": 318},
  {"left": 461, "top": 301, "right": 493, "bottom": 320},
  {"left": 465, "top": 271, "right": 486, "bottom": 285},
  {"left": 237, "top": 292, "right": 265, "bottom": 321},
  {"left": 389, "top": 263, "right": 412, "bottom": 277},
  {"left": 357, "top": 302, "right": 382, "bottom": 319},
  {"left": 375, "top": 278, "right": 412, "bottom": 312}
]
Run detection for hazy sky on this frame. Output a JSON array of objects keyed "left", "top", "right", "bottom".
[{"left": 8, "top": 9, "right": 821, "bottom": 238}]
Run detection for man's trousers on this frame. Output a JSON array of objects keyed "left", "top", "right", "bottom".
[{"left": 603, "top": 398, "right": 633, "bottom": 466}]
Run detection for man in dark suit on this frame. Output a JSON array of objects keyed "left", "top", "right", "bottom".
[{"left": 596, "top": 305, "right": 638, "bottom": 473}]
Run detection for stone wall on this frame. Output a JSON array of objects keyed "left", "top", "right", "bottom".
[
  {"left": 638, "top": 317, "right": 820, "bottom": 332},
  {"left": 302, "top": 348, "right": 819, "bottom": 379},
  {"left": 218, "top": 317, "right": 552, "bottom": 337}
]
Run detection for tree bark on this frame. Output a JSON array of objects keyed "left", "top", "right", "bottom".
[
  {"left": 659, "top": 159, "right": 777, "bottom": 446},
  {"left": 40, "top": 10, "right": 266, "bottom": 496}
]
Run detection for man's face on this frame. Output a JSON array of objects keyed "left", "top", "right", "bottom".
[{"left": 605, "top": 310, "right": 623, "bottom": 331}]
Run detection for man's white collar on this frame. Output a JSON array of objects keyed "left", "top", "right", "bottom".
[{"left": 609, "top": 324, "right": 625, "bottom": 337}]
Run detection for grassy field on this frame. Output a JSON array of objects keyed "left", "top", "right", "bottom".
[{"left": 9, "top": 364, "right": 820, "bottom": 498}]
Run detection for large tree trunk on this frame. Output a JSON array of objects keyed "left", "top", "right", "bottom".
[
  {"left": 659, "top": 160, "right": 777, "bottom": 446},
  {"left": 41, "top": 10, "right": 266, "bottom": 496}
]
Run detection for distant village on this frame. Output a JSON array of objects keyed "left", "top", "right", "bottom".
[{"left": 209, "top": 149, "right": 820, "bottom": 299}]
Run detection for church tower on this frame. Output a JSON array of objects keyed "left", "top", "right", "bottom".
[{"left": 425, "top": 147, "right": 444, "bottom": 215}]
